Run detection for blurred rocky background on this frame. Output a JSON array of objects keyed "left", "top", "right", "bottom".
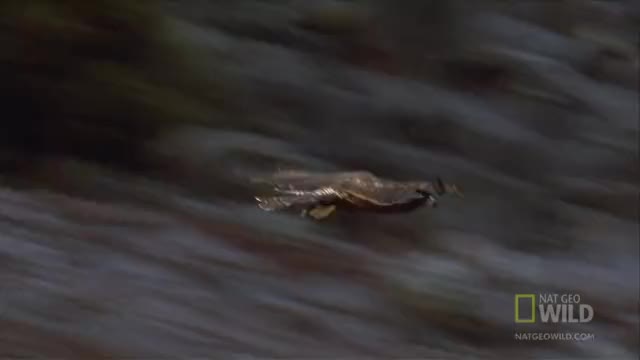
[{"left": 0, "top": 0, "right": 638, "bottom": 358}]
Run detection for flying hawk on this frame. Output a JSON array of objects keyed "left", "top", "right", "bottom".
[{"left": 253, "top": 170, "right": 463, "bottom": 219}]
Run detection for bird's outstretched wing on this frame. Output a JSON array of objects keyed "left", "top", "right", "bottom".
[
  {"left": 253, "top": 170, "right": 374, "bottom": 192},
  {"left": 343, "top": 186, "right": 426, "bottom": 206},
  {"left": 252, "top": 170, "right": 323, "bottom": 191}
]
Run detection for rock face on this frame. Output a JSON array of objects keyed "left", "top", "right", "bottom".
[{"left": 0, "top": 0, "right": 638, "bottom": 358}]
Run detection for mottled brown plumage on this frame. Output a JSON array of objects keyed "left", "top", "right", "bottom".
[{"left": 253, "top": 170, "right": 463, "bottom": 219}]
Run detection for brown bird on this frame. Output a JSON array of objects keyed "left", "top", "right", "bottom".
[{"left": 253, "top": 170, "right": 463, "bottom": 220}]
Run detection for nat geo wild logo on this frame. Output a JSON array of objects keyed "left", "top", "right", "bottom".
[{"left": 515, "top": 293, "right": 594, "bottom": 324}]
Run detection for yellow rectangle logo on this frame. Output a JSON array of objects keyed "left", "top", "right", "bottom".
[{"left": 515, "top": 294, "right": 536, "bottom": 323}]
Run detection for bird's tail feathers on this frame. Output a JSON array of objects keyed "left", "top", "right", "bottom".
[{"left": 255, "top": 195, "right": 299, "bottom": 211}]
